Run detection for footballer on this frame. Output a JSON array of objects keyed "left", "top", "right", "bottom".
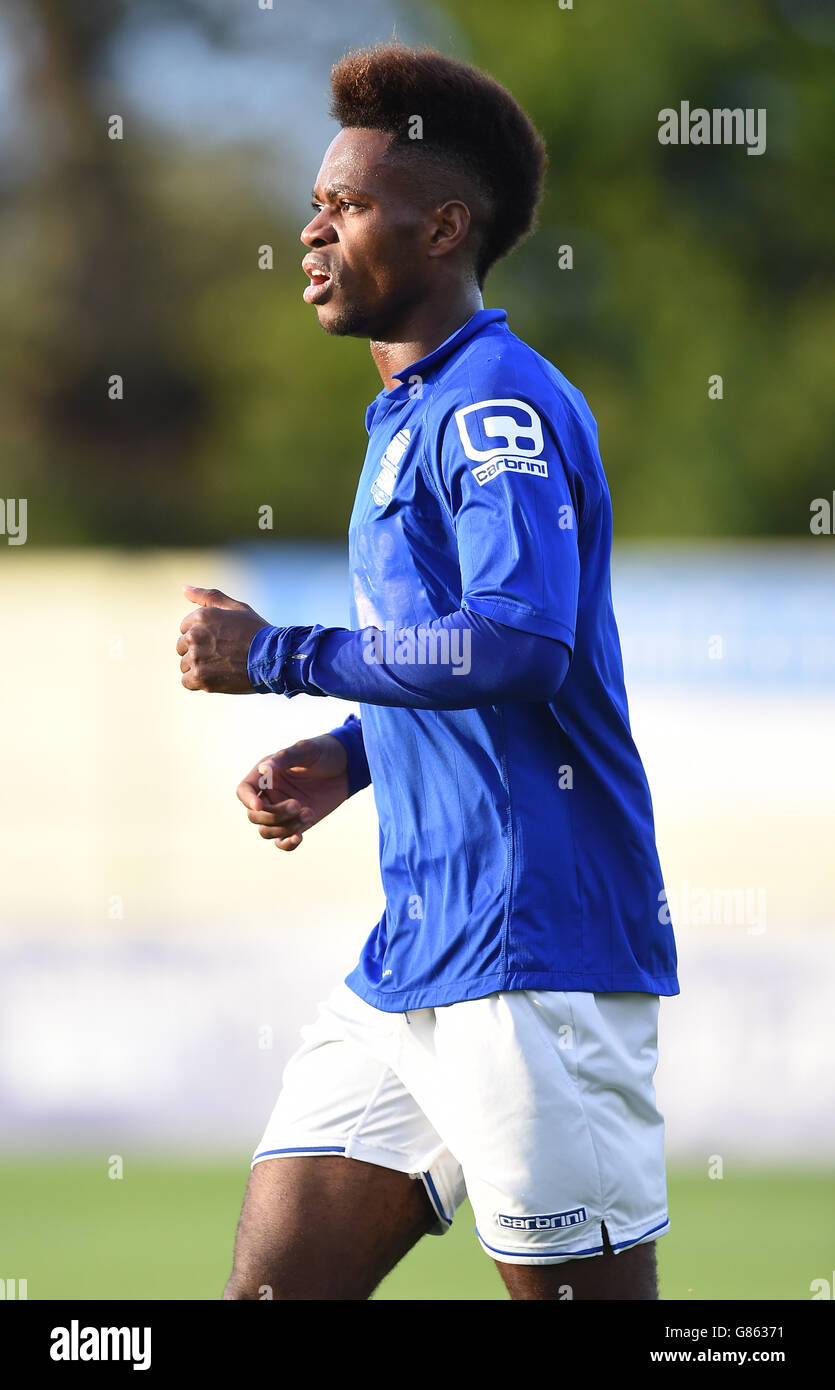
[{"left": 176, "top": 44, "right": 679, "bottom": 1301}]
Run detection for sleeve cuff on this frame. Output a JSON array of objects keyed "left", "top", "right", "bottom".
[
  {"left": 247, "top": 623, "right": 324, "bottom": 696},
  {"left": 326, "top": 713, "right": 372, "bottom": 796}
]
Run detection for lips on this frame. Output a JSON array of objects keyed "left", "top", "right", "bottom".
[{"left": 302, "top": 256, "right": 335, "bottom": 305}]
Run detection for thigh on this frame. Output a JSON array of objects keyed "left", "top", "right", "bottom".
[
  {"left": 497, "top": 1226, "right": 658, "bottom": 1301},
  {"left": 226, "top": 983, "right": 465, "bottom": 1299},
  {"left": 224, "top": 1154, "right": 436, "bottom": 1301}
]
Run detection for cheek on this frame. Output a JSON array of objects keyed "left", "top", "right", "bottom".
[{"left": 347, "top": 223, "right": 421, "bottom": 295}]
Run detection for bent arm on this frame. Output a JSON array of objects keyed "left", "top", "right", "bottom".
[{"left": 248, "top": 609, "right": 570, "bottom": 711}]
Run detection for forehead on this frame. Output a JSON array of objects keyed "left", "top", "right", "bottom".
[{"left": 313, "top": 127, "right": 407, "bottom": 199}]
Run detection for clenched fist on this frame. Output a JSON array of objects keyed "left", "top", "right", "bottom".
[{"left": 177, "top": 584, "right": 268, "bottom": 693}]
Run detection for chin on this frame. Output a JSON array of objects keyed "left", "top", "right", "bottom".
[{"left": 316, "top": 301, "right": 373, "bottom": 338}]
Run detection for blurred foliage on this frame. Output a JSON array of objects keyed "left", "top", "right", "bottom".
[{"left": 0, "top": 0, "right": 832, "bottom": 544}]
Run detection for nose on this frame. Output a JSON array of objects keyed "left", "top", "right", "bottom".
[{"left": 300, "top": 212, "right": 338, "bottom": 249}]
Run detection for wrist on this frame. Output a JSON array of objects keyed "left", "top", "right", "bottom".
[
  {"left": 247, "top": 623, "right": 330, "bottom": 695},
  {"left": 247, "top": 625, "right": 299, "bottom": 695},
  {"left": 318, "top": 731, "right": 350, "bottom": 775},
  {"left": 326, "top": 712, "right": 371, "bottom": 796}
]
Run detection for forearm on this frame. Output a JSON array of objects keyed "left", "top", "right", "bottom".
[{"left": 248, "top": 610, "right": 570, "bottom": 710}]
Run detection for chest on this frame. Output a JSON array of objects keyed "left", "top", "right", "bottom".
[{"left": 348, "top": 417, "right": 460, "bottom": 627}]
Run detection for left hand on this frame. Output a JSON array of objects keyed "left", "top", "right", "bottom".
[{"left": 177, "top": 585, "right": 269, "bottom": 693}]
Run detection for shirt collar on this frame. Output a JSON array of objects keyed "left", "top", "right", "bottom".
[
  {"left": 364, "top": 308, "right": 507, "bottom": 432},
  {"left": 390, "top": 307, "right": 507, "bottom": 387}
]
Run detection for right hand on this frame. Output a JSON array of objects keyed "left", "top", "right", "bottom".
[{"left": 236, "top": 733, "right": 350, "bottom": 851}]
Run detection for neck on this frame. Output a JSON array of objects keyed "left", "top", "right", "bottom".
[{"left": 369, "top": 284, "right": 484, "bottom": 392}]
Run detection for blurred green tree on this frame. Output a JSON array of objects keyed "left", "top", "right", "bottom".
[{"left": 0, "top": 0, "right": 832, "bottom": 543}]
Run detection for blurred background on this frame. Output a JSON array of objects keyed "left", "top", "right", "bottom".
[{"left": 0, "top": 0, "right": 833, "bottom": 1300}]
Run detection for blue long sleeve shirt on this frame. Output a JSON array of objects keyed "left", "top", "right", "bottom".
[{"left": 244, "top": 306, "right": 678, "bottom": 1010}]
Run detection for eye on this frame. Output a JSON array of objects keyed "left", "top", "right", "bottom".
[{"left": 339, "top": 199, "right": 363, "bottom": 212}]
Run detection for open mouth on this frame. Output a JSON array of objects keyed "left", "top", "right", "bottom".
[{"left": 302, "top": 260, "right": 334, "bottom": 305}]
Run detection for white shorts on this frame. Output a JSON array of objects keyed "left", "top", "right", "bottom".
[{"left": 251, "top": 981, "right": 670, "bottom": 1265}]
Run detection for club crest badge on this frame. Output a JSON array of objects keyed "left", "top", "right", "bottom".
[{"left": 371, "top": 429, "right": 411, "bottom": 505}]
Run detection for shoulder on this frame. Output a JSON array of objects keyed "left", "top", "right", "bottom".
[
  {"left": 426, "top": 323, "right": 598, "bottom": 450},
  {"left": 418, "top": 325, "right": 607, "bottom": 525}
]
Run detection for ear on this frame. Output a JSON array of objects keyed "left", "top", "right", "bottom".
[{"left": 426, "top": 199, "right": 472, "bottom": 259}]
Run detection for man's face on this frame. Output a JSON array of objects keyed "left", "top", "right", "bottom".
[{"left": 300, "top": 128, "right": 435, "bottom": 338}]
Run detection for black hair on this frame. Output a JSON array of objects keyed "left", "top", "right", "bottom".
[{"left": 329, "top": 44, "right": 548, "bottom": 284}]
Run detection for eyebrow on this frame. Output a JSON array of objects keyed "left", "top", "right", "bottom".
[{"left": 311, "top": 184, "right": 368, "bottom": 203}]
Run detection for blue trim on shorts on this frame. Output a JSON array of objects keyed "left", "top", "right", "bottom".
[
  {"left": 253, "top": 1145, "right": 347, "bottom": 1160},
  {"left": 422, "top": 1170, "right": 452, "bottom": 1226},
  {"left": 610, "top": 1217, "right": 670, "bottom": 1251},
  {"left": 476, "top": 1215, "right": 669, "bottom": 1260}
]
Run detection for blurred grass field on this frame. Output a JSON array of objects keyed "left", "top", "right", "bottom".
[{"left": 1, "top": 1161, "right": 830, "bottom": 1300}]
